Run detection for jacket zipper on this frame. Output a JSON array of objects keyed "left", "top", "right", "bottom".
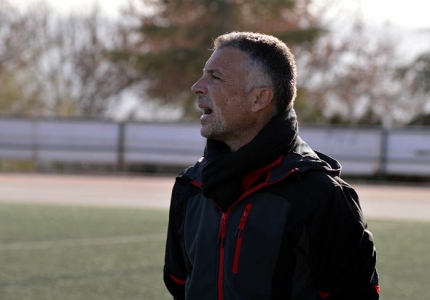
[
  {"left": 217, "top": 212, "right": 227, "bottom": 300},
  {"left": 232, "top": 203, "right": 253, "bottom": 274},
  {"left": 211, "top": 164, "right": 298, "bottom": 300}
]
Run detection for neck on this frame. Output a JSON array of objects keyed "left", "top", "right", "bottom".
[
  {"left": 224, "top": 112, "right": 275, "bottom": 152},
  {"left": 224, "top": 132, "right": 259, "bottom": 152}
]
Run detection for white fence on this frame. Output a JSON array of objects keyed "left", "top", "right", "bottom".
[{"left": 0, "top": 118, "right": 429, "bottom": 177}]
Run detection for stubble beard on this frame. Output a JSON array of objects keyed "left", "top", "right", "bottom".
[{"left": 200, "top": 113, "right": 227, "bottom": 140}]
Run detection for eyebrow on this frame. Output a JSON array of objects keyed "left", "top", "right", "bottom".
[{"left": 204, "top": 68, "right": 223, "bottom": 76}]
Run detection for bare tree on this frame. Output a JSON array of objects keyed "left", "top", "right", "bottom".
[
  {"left": 295, "top": 17, "right": 407, "bottom": 126},
  {"left": 0, "top": 1, "right": 47, "bottom": 115},
  {"left": 32, "top": 7, "right": 134, "bottom": 118},
  {"left": 0, "top": 1, "right": 132, "bottom": 118},
  {"left": 396, "top": 49, "right": 430, "bottom": 124}
]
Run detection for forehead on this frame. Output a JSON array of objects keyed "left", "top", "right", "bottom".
[{"left": 204, "top": 47, "right": 248, "bottom": 75}]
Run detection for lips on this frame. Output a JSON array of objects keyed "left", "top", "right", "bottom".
[
  {"left": 198, "top": 101, "right": 213, "bottom": 123},
  {"left": 198, "top": 100, "right": 213, "bottom": 116}
]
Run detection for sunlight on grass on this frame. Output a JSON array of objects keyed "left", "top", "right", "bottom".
[
  {"left": 0, "top": 203, "right": 429, "bottom": 300},
  {"left": 369, "top": 219, "right": 430, "bottom": 300},
  {"left": 0, "top": 204, "right": 170, "bottom": 300}
]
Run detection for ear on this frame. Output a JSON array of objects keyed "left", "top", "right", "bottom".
[{"left": 251, "top": 87, "right": 274, "bottom": 113}]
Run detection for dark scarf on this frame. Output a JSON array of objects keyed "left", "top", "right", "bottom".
[{"left": 201, "top": 108, "right": 299, "bottom": 211}]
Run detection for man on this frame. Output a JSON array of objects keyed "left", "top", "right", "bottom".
[{"left": 163, "top": 32, "right": 379, "bottom": 300}]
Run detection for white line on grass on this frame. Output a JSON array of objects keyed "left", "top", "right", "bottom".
[{"left": 0, "top": 234, "right": 166, "bottom": 251}]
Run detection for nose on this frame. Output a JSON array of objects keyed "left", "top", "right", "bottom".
[{"left": 191, "top": 77, "right": 207, "bottom": 96}]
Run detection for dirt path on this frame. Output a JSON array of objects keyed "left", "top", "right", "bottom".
[{"left": 1, "top": 173, "right": 429, "bottom": 221}]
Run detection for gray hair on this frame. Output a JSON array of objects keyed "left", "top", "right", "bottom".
[{"left": 213, "top": 32, "right": 297, "bottom": 112}]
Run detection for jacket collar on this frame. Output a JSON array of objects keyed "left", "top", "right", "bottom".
[
  {"left": 192, "top": 109, "right": 298, "bottom": 209},
  {"left": 178, "top": 108, "right": 342, "bottom": 210}
]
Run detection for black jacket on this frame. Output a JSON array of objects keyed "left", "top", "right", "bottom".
[{"left": 163, "top": 109, "right": 379, "bottom": 300}]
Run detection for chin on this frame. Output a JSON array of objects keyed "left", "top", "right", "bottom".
[
  {"left": 200, "top": 127, "right": 210, "bottom": 138},
  {"left": 200, "top": 127, "right": 219, "bottom": 140}
]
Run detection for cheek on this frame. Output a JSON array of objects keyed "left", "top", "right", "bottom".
[
  {"left": 212, "top": 85, "right": 249, "bottom": 118},
  {"left": 216, "top": 98, "right": 249, "bottom": 129},
  {"left": 210, "top": 90, "right": 230, "bottom": 116},
  {"left": 227, "top": 94, "right": 250, "bottom": 118},
  {"left": 221, "top": 86, "right": 248, "bottom": 110}
]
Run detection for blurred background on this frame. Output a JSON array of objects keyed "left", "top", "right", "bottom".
[
  {"left": 0, "top": 0, "right": 429, "bottom": 179},
  {"left": 1, "top": 2, "right": 430, "bottom": 300}
]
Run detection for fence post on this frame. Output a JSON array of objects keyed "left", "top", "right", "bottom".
[
  {"left": 31, "top": 119, "right": 41, "bottom": 172},
  {"left": 378, "top": 127, "right": 389, "bottom": 180},
  {"left": 116, "top": 122, "right": 126, "bottom": 173}
]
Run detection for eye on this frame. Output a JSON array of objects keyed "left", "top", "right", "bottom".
[{"left": 211, "top": 74, "right": 220, "bottom": 80}]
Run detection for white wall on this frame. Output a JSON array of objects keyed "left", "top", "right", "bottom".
[{"left": 1, "top": 118, "right": 429, "bottom": 176}]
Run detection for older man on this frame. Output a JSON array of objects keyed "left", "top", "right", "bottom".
[{"left": 163, "top": 32, "right": 379, "bottom": 300}]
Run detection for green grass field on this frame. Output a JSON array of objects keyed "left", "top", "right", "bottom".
[{"left": 0, "top": 202, "right": 429, "bottom": 300}]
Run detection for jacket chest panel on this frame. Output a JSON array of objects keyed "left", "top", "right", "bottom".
[{"left": 183, "top": 192, "right": 292, "bottom": 299}]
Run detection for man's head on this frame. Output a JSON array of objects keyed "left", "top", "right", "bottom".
[
  {"left": 191, "top": 32, "right": 297, "bottom": 151},
  {"left": 213, "top": 32, "right": 297, "bottom": 113}
]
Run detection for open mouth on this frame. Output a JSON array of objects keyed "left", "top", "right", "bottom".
[
  {"left": 203, "top": 108, "right": 213, "bottom": 115},
  {"left": 198, "top": 99, "right": 213, "bottom": 117}
]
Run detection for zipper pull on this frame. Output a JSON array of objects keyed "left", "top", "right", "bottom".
[
  {"left": 235, "top": 204, "right": 252, "bottom": 238},
  {"left": 218, "top": 213, "right": 227, "bottom": 248}
]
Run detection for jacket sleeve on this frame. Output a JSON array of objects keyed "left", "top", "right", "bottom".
[
  {"left": 163, "top": 182, "right": 188, "bottom": 300},
  {"left": 307, "top": 179, "right": 380, "bottom": 300}
]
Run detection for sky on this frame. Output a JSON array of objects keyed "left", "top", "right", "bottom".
[
  {"left": 342, "top": 0, "right": 430, "bottom": 30},
  {"left": 10, "top": 0, "right": 430, "bottom": 31}
]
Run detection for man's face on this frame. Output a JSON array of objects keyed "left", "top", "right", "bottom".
[{"left": 191, "top": 47, "right": 256, "bottom": 146}]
